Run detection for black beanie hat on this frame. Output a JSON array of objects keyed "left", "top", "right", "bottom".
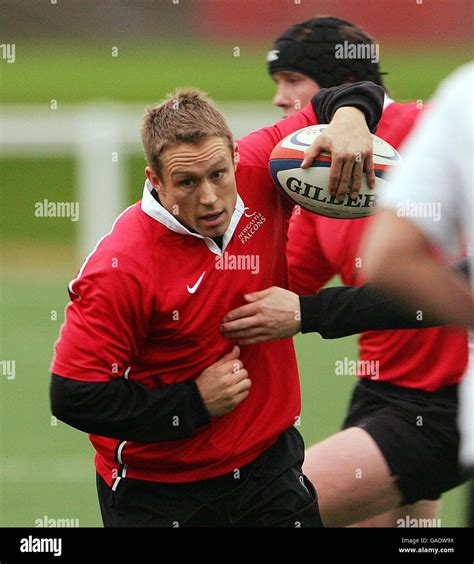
[{"left": 267, "top": 16, "right": 386, "bottom": 88}]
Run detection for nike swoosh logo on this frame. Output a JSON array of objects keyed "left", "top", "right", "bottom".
[{"left": 187, "top": 271, "right": 206, "bottom": 294}]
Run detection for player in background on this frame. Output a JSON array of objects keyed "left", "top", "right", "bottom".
[
  {"left": 266, "top": 17, "right": 468, "bottom": 527},
  {"left": 50, "top": 83, "right": 383, "bottom": 527},
  {"left": 363, "top": 63, "right": 474, "bottom": 527}
]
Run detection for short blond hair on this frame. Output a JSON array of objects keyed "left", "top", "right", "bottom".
[{"left": 141, "top": 88, "right": 234, "bottom": 177}]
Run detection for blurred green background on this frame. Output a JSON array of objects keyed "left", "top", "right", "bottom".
[
  {"left": 2, "top": 41, "right": 472, "bottom": 246},
  {"left": 1, "top": 0, "right": 472, "bottom": 528}
]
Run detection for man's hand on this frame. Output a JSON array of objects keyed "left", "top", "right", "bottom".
[
  {"left": 302, "top": 107, "right": 375, "bottom": 201},
  {"left": 195, "top": 346, "right": 251, "bottom": 416},
  {"left": 220, "top": 287, "right": 301, "bottom": 345},
  {"left": 363, "top": 209, "right": 474, "bottom": 329}
]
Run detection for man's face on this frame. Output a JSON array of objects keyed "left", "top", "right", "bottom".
[
  {"left": 272, "top": 70, "right": 321, "bottom": 117},
  {"left": 146, "top": 136, "right": 238, "bottom": 238}
]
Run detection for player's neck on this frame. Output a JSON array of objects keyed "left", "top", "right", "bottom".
[{"left": 150, "top": 187, "right": 223, "bottom": 249}]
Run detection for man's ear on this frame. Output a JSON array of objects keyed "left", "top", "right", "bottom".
[
  {"left": 233, "top": 142, "right": 240, "bottom": 172},
  {"left": 145, "top": 166, "right": 164, "bottom": 194}
]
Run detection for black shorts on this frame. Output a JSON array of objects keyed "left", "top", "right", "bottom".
[
  {"left": 342, "top": 378, "right": 466, "bottom": 505},
  {"left": 96, "top": 426, "right": 323, "bottom": 527}
]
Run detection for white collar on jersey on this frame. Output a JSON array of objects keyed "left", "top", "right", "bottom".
[
  {"left": 383, "top": 94, "right": 395, "bottom": 110},
  {"left": 141, "top": 179, "right": 245, "bottom": 256}
]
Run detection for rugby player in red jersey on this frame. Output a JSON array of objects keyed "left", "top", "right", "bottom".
[
  {"left": 50, "top": 83, "right": 383, "bottom": 527},
  {"left": 221, "top": 17, "right": 469, "bottom": 527}
]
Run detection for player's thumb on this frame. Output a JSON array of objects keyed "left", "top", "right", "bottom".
[
  {"left": 245, "top": 288, "right": 271, "bottom": 302},
  {"left": 219, "top": 345, "right": 240, "bottom": 363}
]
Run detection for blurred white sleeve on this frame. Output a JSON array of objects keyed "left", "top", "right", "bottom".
[
  {"left": 380, "top": 63, "right": 474, "bottom": 467},
  {"left": 380, "top": 63, "right": 474, "bottom": 258}
]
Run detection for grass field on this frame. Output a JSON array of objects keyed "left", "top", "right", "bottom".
[
  {"left": 0, "top": 40, "right": 471, "bottom": 527},
  {"left": 1, "top": 41, "right": 472, "bottom": 245},
  {"left": 1, "top": 41, "right": 472, "bottom": 105},
  {"left": 0, "top": 266, "right": 468, "bottom": 526}
]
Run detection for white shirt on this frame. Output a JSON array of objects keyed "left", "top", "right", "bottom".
[{"left": 380, "top": 62, "right": 474, "bottom": 466}]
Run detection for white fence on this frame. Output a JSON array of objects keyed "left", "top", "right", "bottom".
[{"left": 0, "top": 102, "right": 279, "bottom": 258}]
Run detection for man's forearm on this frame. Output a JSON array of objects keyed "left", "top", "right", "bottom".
[
  {"left": 50, "top": 374, "right": 210, "bottom": 443},
  {"left": 363, "top": 210, "right": 474, "bottom": 328},
  {"left": 370, "top": 254, "right": 474, "bottom": 328},
  {"left": 311, "top": 81, "right": 384, "bottom": 132},
  {"left": 299, "top": 284, "right": 440, "bottom": 338},
  {"left": 299, "top": 257, "right": 469, "bottom": 338}
]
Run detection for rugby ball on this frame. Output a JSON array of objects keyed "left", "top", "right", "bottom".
[{"left": 269, "top": 124, "right": 402, "bottom": 219}]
